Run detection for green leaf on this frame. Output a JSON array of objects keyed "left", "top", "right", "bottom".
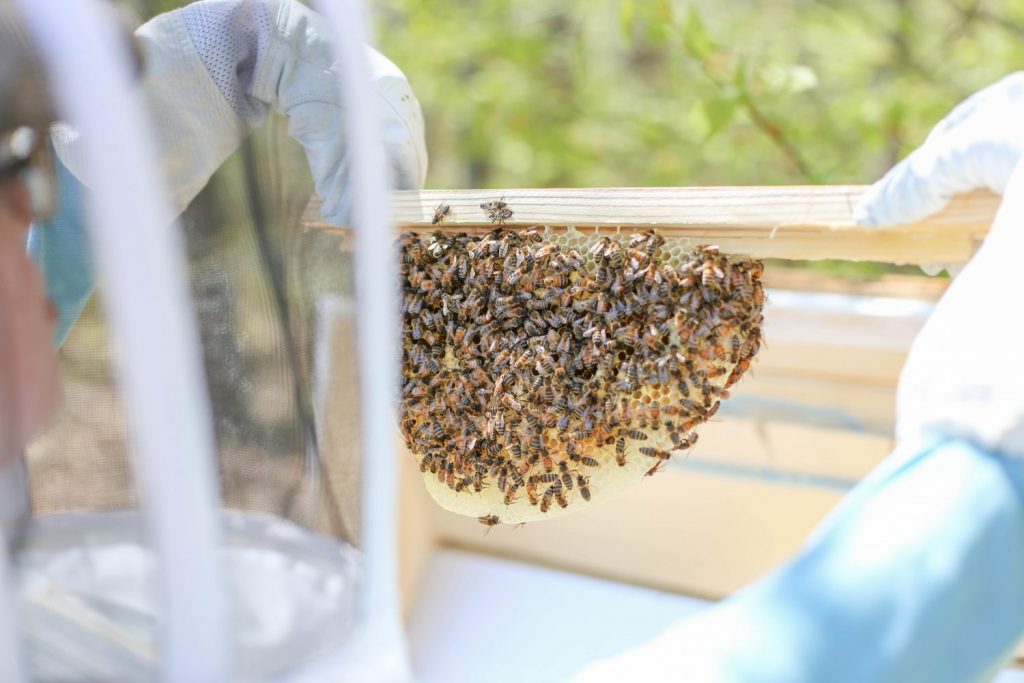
[
  {"left": 681, "top": 7, "right": 713, "bottom": 59},
  {"left": 690, "top": 95, "right": 738, "bottom": 139}
]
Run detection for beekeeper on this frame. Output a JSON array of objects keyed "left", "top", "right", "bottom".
[
  {"left": 30, "top": 0, "right": 428, "bottom": 346},
  {"left": 0, "top": 5, "right": 60, "bottom": 550},
  {"left": 2, "top": 0, "right": 426, "bottom": 543},
  {"left": 575, "top": 74, "right": 1024, "bottom": 683}
]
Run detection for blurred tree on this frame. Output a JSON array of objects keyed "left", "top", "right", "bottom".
[
  {"left": 370, "top": 0, "right": 1024, "bottom": 191},
  {"left": 126, "top": 0, "right": 1024, "bottom": 190}
]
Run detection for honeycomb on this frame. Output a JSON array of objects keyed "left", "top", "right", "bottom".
[{"left": 399, "top": 222, "right": 764, "bottom": 525}]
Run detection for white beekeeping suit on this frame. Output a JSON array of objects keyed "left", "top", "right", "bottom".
[
  {"left": 52, "top": 0, "right": 427, "bottom": 226},
  {"left": 32, "top": 0, "right": 427, "bottom": 346}
]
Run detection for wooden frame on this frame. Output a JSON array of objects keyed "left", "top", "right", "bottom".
[{"left": 306, "top": 186, "right": 999, "bottom": 265}]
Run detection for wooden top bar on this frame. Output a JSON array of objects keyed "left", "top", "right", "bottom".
[{"left": 304, "top": 186, "right": 999, "bottom": 265}]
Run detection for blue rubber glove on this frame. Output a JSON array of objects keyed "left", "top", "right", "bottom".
[
  {"left": 26, "top": 149, "right": 93, "bottom": 348},
  {"left": 573, "top": 437, "right": 1024, "bottom": 683}
]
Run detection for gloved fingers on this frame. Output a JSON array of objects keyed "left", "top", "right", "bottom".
[
  {"left": 854, "top": 139, "right": 960, "bottom": 228},
  {"left": 855, "top": 127, "right": 1019, "bottom": 228},
  {"left": 923, "top": 72, "right": 1024, "bottom": 145}
]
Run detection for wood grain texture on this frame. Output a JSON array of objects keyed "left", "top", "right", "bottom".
[{"left": 303, "top": 186, "right": 998, "bottom": 264}]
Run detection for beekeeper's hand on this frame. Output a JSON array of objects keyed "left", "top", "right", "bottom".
[
  {"left": 854, "top": 72, "right": 1024, "bottom": 458},
  {"left": 52, "top": 0, "right": 427, "bottom": 226},
  {"left": 855, "top": 73, "right": 1024, "bottom": 275}
]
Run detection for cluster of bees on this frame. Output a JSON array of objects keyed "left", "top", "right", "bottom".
[{"left": 401, "top": 200, "right": 764, "bottom": 527}]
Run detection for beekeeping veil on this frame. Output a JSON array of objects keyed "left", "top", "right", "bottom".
[{"left": 3, "top": 0, "right": 409, "bottom": 679}]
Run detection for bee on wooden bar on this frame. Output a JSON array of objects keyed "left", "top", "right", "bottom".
[
  {"left": 432, "top": 203, "right": 452, "bottom": 225},
  {"left": 481, "top": 198, "right": 512, "bottom": 225},
  {"left": 480, "top": 198, "right": 507, "bottom": 212}
]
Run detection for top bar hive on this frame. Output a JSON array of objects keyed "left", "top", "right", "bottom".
[{"left": 306, "top": 186, "right": 998, "bottom": 265}]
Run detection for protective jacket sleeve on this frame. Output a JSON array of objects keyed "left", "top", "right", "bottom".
[{"left": 573, "top": 438, "right": 1024, "bottom": 683}]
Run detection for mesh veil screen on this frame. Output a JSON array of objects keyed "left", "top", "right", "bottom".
[{"left": 26, "top": 113, "right": 360, "bottom": 544}]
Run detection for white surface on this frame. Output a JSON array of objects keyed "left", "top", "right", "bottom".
[
  {"left": 16, "top": 510, "right": 360, "bottom": 683},
  {"left": 408, "top": 549, "right": 1024, "bottom": 683},
  {"left": 15, "top": 1, "right": 228, "bottom": 679},
  {"left": 407, "top": 549, "right": 710, "bottom": 683}
]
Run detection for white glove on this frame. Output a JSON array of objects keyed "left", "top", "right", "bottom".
[
  {"left": 856, "top": 73, "right": 1024, "bottom": 458},
  {"left": 53, "top": 0, "right": 427, "bottom": 225},
  {"left": 855, "top": 72, "right": 1024, "bottom": 228},
  {"left": 889, "top": 160, "right": 1024, "bottom": 458},
  {"left": 855, "top": 72, "right": 1024, "bottom": 276}
]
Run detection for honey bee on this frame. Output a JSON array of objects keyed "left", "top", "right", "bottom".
[
  {"left": 504, "top": 486, "right": 518, "bottom": 505},
  {"left": 481, "top": 198, "right": 512, "bottom": 224},
  {"left": 509, "top": 469, "right": 526, "bottom": 488},
  {"left": 577, "top": 475, "right": 592, "bottom": 501},
  {"left": 670, "top": 431, "right": 699, "bottom": 450},
  {"left": 626, "top": 429, "right": 648, "bottom": 441},
  {"left": 478, "top": 514, "right": 501, "bottom": 529},
  {"left": 501, "top": 394, "right": 523, "bottom": 411},
  {"left": 644, "top": 233, "right": 665, "bottom": 256},
  {"left": 639, "top": 447, "right": 670, "bottom": 460},
  {"left": 526, "top": 479, "right": 540, "bottom": 505},
  {"left": 580, "top": 456, "right": 600, "bottom": 468},
  {"left": 752, "top": 282, "right": 765, "bottom": 307},
  {"left": 432, "top": 203, "right": 452, "bottom": 225},
  {"left": 480, "top": 198, "right": 507, "bottom": 213}
]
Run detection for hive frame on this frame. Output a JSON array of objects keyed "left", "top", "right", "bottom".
[{"left": 306, "top": 186, "right": 997, "bottom": 265}]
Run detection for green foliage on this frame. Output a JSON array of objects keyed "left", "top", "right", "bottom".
[
  {"left": 124, "top": 1, "right": 1023, "bottom": 277},
  {"left": 371, "top": 0, "right": 1024, "bottom": 194}
]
